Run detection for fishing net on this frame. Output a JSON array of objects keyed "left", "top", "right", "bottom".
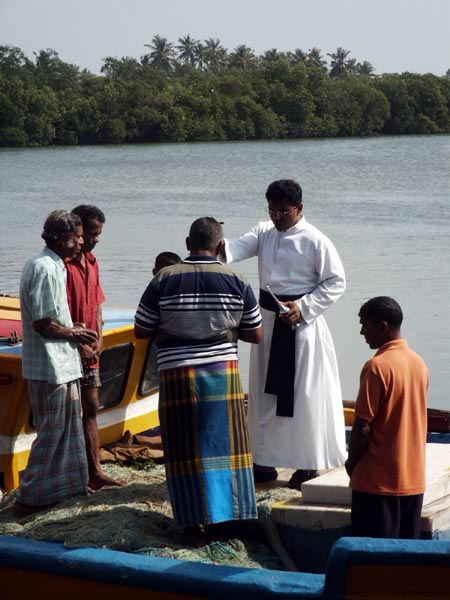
[{"left": 0, "top": 463, "right": 300, "bottom": 571}]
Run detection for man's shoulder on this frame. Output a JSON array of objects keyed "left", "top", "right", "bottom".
[
  {"left": 26, "top": 248, "right": 50, "bottom": 263},
  {"left": 367, "top": 342, "right": 428, "bottom": 373},
  {"left": 23, "top": 249, "right": 59, "bottom": 274},
  {"left": 65, "top": 256, "right": 78, "bottom": 270},
  {"left": 248, "top": 220, "right": 275, "bottom": 236},
  {"left": 402, "top": 345, "right": 429, "bottom": 373},
  {"left": 359, "top": 352, "right": 392, "bottom": 381},
  {"left": 300, "top": 218, "right": 335, "bottom": 245},
  {"left": 219, "top": 263, "right": 250, "bottom": 285},
  {"left": 85, "top": 251, "right": 98, "bottom": 265},
  {"left": 360, "top": 355, "right": 377, "bottom": 373},
  {"left": 157, "top": 260, "right": 251, "bottom": 289}
]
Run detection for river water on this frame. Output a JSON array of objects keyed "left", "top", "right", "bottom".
[{"left": 1, "top": 135, "right": 449, "bottom": 409}]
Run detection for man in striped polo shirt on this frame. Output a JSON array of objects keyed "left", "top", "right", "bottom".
[{"left": 135, "top": 217, "right": 262, "bottom": 545}]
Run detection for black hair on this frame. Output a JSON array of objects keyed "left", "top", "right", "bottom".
[
  {"left": 189, "top": 217, "right": 223, "bottom": 252},
  {"left": 71, "top": 205, "right": 105, "bottom": 227},
  {"left": 265, "top": 179, "right": 303, "bottom": 207},
  {"left": 41, "top": 209, "right": 82, "bottom": 245},
  {"left": 154, "top": 251, "right": 182, "bottom": 273},
  {"left": 359, "top": 296, "right": 403, "bottom": 329}
]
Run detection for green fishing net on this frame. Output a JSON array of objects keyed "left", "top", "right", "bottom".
[{"left": 0, "top": 463, "right": 300, "bottom": 571}]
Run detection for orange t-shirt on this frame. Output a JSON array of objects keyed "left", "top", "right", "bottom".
[{"left": 350, "top": 339, "right": 428, "bottom": 496}]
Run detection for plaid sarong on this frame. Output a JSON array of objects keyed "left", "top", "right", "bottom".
[
  {"left": 80, "top": 367, "right": 101, "bottom": 388},
  {"left": 16, "top": 380, "right": 88, "bottom": 507},
  {"left": 159, "top": 360, "right": 257, "bottom": 527}
]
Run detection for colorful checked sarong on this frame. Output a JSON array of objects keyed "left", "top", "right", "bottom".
[{"left": 159, "top": 360, "right": 257, "bottom": 527}]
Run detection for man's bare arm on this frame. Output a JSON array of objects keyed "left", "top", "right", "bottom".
[
  {"left": 345, "top": 416, "right": 371, "bottom": 477},
  {"left": 33, "top": 318, "right": 98, "bottom": 344},
  {"left": 238, "top": 325, "right": 262, "bottom": 344},
  {"left": 96, "top": 304, "right": 103, "bottom": 351},
  {"left": 134, "top": 324, "right": 158, "bottom": 343}
]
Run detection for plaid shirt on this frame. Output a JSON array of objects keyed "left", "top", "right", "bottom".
[{"left": 20, "top": 247, "right": 82, "bottom": 384}]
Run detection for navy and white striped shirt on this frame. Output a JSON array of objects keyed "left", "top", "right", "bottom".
[{"left": 135, "top": 256, "right": 262, "bottom": 370}]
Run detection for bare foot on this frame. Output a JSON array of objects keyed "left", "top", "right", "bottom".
[
  {"left": 88, "top": 475, "right": 125, "bottom": 491},
  {"left": 204, "top": 522, "right": 233, "bottom": 542},
  {"left": 181, "top": 525, "right": 205, "bottom": 547}
]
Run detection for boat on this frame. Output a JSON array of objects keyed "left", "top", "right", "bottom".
[
  {"left": 1, "top": 295, "right": 450, "bottom": 598},
  {"left": 0, "top": 295, "right": 159, "bottom": 492},
  {"left": 1, "top": 530, "right": 450, "bottom": 599},
  {"left": 2, "top": 294, "right": 448, "bottom": 493}
]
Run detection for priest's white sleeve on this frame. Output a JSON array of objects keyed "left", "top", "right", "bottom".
[
  {"left": 222, "top": 227, "right": 259, "bottom": 264},
  {"left": 297, "top": 238, "right": 346, "bottom": 323}
]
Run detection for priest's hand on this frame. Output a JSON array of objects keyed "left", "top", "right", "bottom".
[{"left": 279, "top": 301, "right": 302, "bottom": 327}]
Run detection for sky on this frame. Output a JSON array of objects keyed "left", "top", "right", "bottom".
[{"left": 0, "top": 0, "right": 449, "bottom": 76}]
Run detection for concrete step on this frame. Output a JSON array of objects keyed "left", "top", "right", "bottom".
[
  {"left": 268, "top": 443, "right": 450, "bottom": 572},
  {"left": 301, "top": 442, "right": 450, "bottom": 507}
]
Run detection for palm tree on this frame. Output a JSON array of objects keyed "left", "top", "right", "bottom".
[
  {"left": 202, "top": 38, "right": 227, "bottom": 73},
  {"left": 289, "top": 49, "right": 308, "bottom": 65},
  {"left": 261, "top": 48, "right": 285, "bottom": 62},
  {"left": 194, "top": 42, "right": 206, "bottom": 71},
  {"left": 327, "top": 47, "right": 352, "bottom": 77},
  {"left": 346, "top": 58, "right": 358, "bottom": 75},
  {"left": 176, "top": 35, "right": 199, "bottom": 68},
  {"left": 228, "top": 45, "right": 256, "bottom": 69},
  {"left": 356, "top": 60, "right": 376, "bottom": 76},
  {"left": 307, "top": 47, "right": 327, "bottom": 70},
  {"left": 143, "top": 35, "right": 175, "bottom": 72}
]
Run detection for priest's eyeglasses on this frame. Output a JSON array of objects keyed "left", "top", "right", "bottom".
[{"left": 268, "top": 207, "right": 295, "bottom": 216}]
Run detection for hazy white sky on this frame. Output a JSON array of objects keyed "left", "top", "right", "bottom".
[{"left": 1, "top": 0, "right": 449, "bottom": 76}]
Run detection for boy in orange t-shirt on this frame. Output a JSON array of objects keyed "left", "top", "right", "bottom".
[{"left": 345, "top": 296, "right": 428, "bottom": 538}]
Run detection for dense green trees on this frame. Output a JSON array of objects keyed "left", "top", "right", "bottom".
[
  {"left": 373, "top": 73, "right": 450, "bottom": 134},
  {"left": 0, "top": 41, "right": 449, "bottom": 147}
]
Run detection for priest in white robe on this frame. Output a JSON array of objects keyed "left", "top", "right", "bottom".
[{"left": 222, "top": 179, "right": 347, "bottom": 489}]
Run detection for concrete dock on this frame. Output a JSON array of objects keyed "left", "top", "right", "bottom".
[{"left": 265, "top": 442, "right": 450, "bottom": 572}]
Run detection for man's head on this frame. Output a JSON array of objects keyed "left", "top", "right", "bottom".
[
  {"left": 153, "top": 251, "right": 182, "bottom": 276},
  {"left": 41, "top": 209, "right": 83, "bottom": 259},
  {"left": 71, "top": 205, "right": 105, "bottom": 254},
  {"left": 266, "top": 179, "right": 303, "bottom": 232},
  {"left": 358, "top": 296, "right": 403, "bottom": 349},
  {"left": 186, "top": 217, "right": 224, "bottom": 256}
]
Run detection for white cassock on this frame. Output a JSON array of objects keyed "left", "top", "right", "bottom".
[{"left": 224, "top": 216, "right": 347, "bottom": 470}]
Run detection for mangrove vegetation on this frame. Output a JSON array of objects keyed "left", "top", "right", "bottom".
[{"left": 1, "top": 40, "right": 450, "bottom": 147}]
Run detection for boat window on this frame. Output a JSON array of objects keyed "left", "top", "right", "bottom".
[
  {"left": 99, "top": 343, "right": 134, "bottom": 409},
  {"left": 139, "top": 342, "right": 159, "bottom": 396}
]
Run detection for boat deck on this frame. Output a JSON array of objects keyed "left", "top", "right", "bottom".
[{"left": 255, "top": 467, "right": 295, "bottom": 490}]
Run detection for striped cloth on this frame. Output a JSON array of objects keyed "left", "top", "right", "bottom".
[
  {"left": 134, "top": 256, "right": 262, "bottom": 370},
  {"left": 16, "top": 380, "right": 88, "bottom": 507},
  {"left": 159, "top": 360, "right": 257, "bottom": 527}
]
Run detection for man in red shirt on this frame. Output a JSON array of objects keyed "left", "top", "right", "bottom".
[
  {"left": 345, "top": 296, "right": 428, "bottom": 539},
  {"left": 66, "top": 205, "right": 122, "bottom": 490}
]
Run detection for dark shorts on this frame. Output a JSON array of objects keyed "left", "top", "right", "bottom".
[
  {"left": 351, "top": 489, "right": 424, "bottom": 539},
  {"left": 80, "top": 368, "right": 101, "bottom": 389}
]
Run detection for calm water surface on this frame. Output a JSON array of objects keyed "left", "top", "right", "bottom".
[{"left": 1, "top": 136, "right": 449, "bottom": 409}]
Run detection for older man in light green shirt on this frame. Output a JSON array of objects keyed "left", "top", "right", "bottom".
[{"left": 15, "top": 210, "right": 98, "bottom": 514}]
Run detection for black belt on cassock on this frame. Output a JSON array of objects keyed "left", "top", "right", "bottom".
[{"left": 259, "top": 288, "right": 304, "bottom": 418}]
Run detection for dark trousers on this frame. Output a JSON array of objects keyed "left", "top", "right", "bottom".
[{"left": 351, "top": 490, "right": 424, "bottom": 539}]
